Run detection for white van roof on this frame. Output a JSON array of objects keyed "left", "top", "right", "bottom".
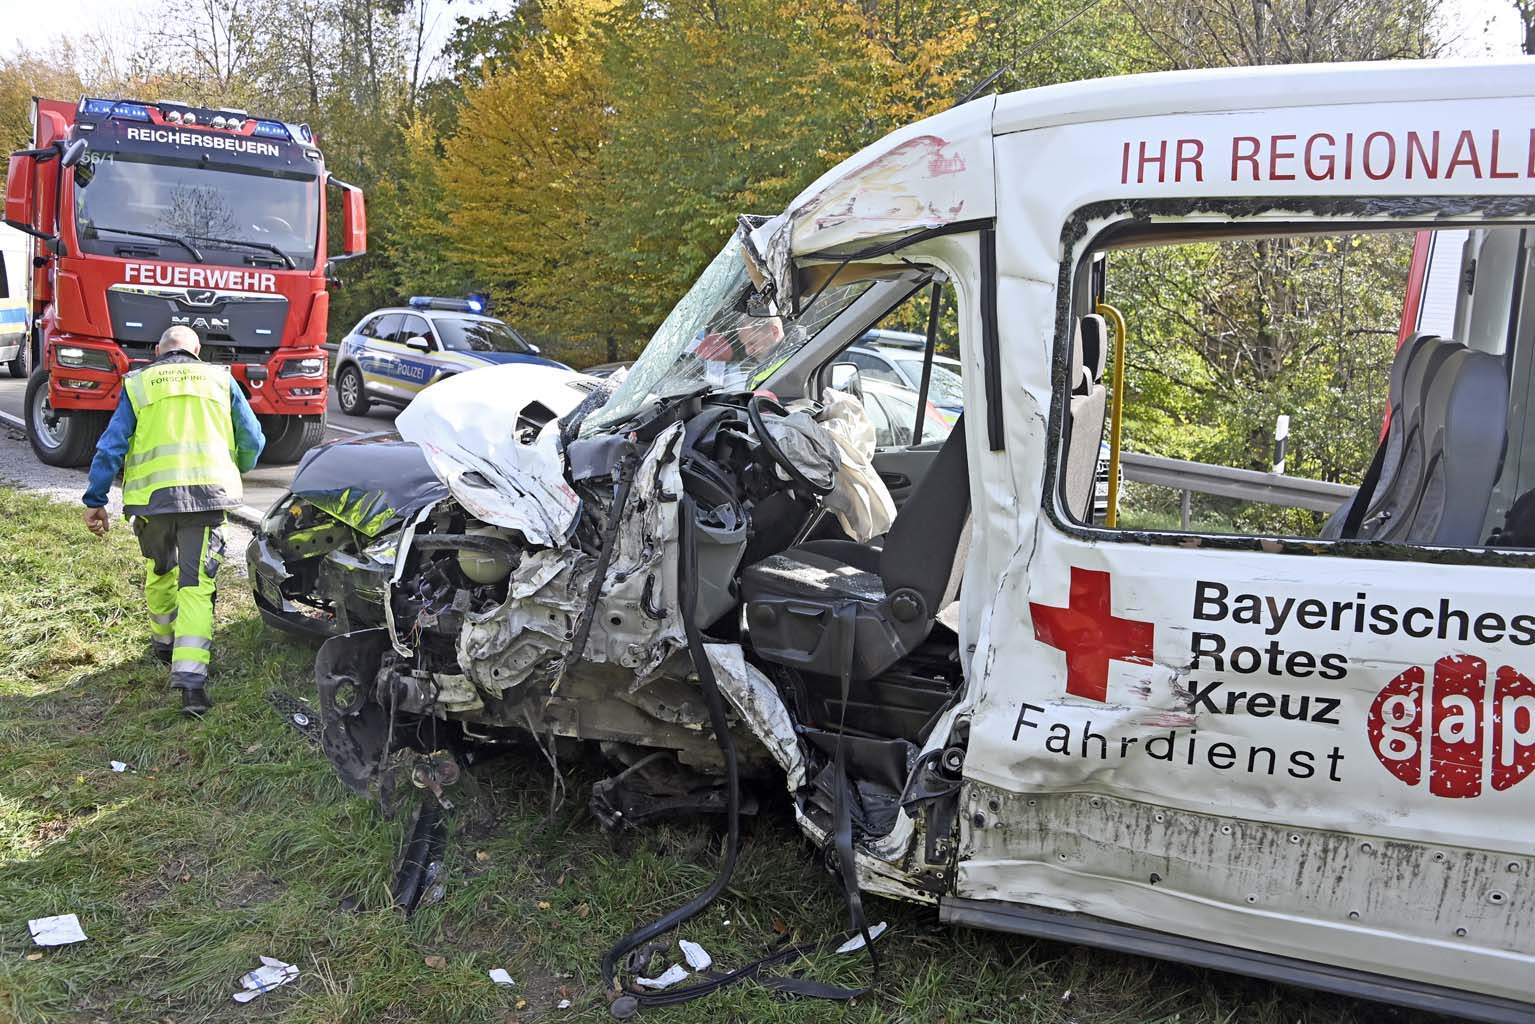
[{"left": 990, "top": 59, "right": 1535, "bottom": 135}]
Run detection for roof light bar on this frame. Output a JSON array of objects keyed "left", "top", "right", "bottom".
[{"left": 409, "top": 296, "right": 483, "bottom": 313}]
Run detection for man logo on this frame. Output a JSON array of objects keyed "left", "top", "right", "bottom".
[
  {"left": 1369, "top": 654, "right": 1535, "bottom": 797},
  {"left": 170, "top": 314, "right": 230, "bottom": 332},
  {"left": 183, "top": 289, "right": 218, "bottom": 306}
]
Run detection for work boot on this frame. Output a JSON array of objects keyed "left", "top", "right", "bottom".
[
  {"left": 180, "top": 687, "right": 213, "bottom": 718},
  {"left": 149, "top": 642, "right": 172, "bottom": 665}
]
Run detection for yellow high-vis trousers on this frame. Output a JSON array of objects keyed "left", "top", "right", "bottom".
[{"left": 134, "top": 512, "right": 227, "bottom": 689}]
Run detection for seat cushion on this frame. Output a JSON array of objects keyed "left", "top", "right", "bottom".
[
  {"left": 796, "top": 538, "right": 883, "bottom": 575},
  {"left": 743, "top": 549, "right": 886, "bottom": 603}
]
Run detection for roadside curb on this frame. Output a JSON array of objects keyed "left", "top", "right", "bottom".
[
  {"left": 4, "top": 406, "right": 264, "bottom": 529},
  {"left": 231, "top": 504, "right": 263, "bottom": 528}
]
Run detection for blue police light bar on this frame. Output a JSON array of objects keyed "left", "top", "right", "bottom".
[
  {"left": 409, "top": 296, "right": 482, "bottom": 313},
  {"left": 251, "top": 120, "right": 291, "bottom": 140},
  {"left": 81, "top": 98, "right": 116, "bottom": 117}
]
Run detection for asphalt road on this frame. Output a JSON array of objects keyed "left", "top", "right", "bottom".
[{"left": 0, "top": 373, "right": 400, "bottom": 522}]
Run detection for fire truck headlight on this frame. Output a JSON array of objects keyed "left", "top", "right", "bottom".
[
  {"left": 182, "top": 113, "right": 196, "bottom": 126},
  {"left": 212, "top": 115, "right": 228, "bottom": 128},
  {"left": 56, "top": 346, "right": 113, "bottom": 370},
  {"left": 166, "top": 110, "right": 182, "bottom": 124},
  {"left": 279, "top": 357, "right": 326, "bottom": 378}
]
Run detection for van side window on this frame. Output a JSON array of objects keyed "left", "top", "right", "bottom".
[
  {"left": 1060, "top": 223, "right": 1531, "bottom": 550},
  {"left": 826, "top": 281, "right": 961, "bottom": 450}
]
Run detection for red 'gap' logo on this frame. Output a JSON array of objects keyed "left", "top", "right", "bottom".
[{"left": 1368, "top": 654, "right": 1535, "bottom": 797}]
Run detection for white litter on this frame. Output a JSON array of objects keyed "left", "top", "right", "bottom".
[
  {"left": 835, "top": 921, "right": 888, "bottom": 954},
  {"left": 678, "top": 939, "right": 712, "bottom": 972},
  {"left": 28, "top": 914, "right": 87, "bottom": 946},
  {"left": 487, "top": 968, "right": 516, "bottom": 987},
  {"left": 634, "top": 963, "right": 688, "bottom": 989},
  {"left": 231, "top": 956, "right": 298, "bottom": 1003},
  {"left": 557, "top": 998, "right": 572, "bottom": 1009},
  {"left": 109, "top": 761, "right": 130, "bottom": 773}
]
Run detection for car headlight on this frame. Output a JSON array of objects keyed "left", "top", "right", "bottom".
[{"left": 279, "top": 356, "right": 326, "bottom": 378}]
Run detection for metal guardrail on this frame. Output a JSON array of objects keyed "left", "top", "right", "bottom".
[{"left": 1119, "top": 451, "right": 1357, "bottom": 517}]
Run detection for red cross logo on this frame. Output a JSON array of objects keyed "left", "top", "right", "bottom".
[{"left": 1029, "top": 567, "right": 1155, "bottom": 702}]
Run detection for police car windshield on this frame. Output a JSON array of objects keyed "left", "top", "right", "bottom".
[
  {"left": 73, "top": 154, "right": 318, "bottom": 270},
  {"left": 433, "top": 317, "right": 534, "bottom": 353},
  {"left": 894, "top": 356, "right": 963, "bottom": 406}
]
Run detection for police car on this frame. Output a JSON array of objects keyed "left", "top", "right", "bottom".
[{"left": 333, "top": 296, "right": 567, "bottom": 415}]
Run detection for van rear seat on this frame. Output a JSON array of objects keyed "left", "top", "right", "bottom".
[
  {"left": 1332, "top": 335, "right": 1459, "bottom": 540},
  {"left": 1395, "top": 348, "right": 1508, "bottom": 546}
]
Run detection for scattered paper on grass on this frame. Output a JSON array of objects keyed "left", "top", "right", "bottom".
[
  {"left": 558, "top": 998, "right": 572, "bottom": 1009},
  {"left": 835, "top": 921, "right": 888, "bottom": 954},
  {"left": 488, "top": 968, "right": 515, "bottom": 986},
  {"left": 231, "top": 956, "right": 297, "bottom": 1003},
  {"left": 678, "top": 940, "right": 712, "bottom": 971},
  {"left": 635, "top": 964, "right": 688, "bottom": 989},
  {"left": 29, "top": 914, "right": 87, "bottom": 946},
  {"left": 25, "top": 952, "right": 43, "bottom": 961},
  {"left": 109, "top": 761, "right": 130, "bottom": 773}
]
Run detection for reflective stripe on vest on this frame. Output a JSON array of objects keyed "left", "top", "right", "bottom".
[{"left": 121, "top": 361, "right": 241, "bottom": 510}]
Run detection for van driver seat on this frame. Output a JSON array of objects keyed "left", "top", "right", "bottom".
[{"left": 741, "top": 416, "right": 969, "bottom": 682}]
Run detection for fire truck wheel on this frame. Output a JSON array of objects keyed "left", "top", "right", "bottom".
[
  {"left": 260, "top": 415, "right": 325, "bottom": 465},
  {"left": 25, "top": 369, "right": 106, "bottom": 468},
  {"left": 335, "top": 365, "right": 369, "bottom": 415}
]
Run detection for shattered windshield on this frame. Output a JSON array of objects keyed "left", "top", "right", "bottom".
[{"left": 582, "top": 238, "right": 871, "bottom": 435}]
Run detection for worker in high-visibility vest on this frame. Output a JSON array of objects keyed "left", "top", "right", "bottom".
[{"left": 82, "top": 326, "right": 265, "bottom": 716}]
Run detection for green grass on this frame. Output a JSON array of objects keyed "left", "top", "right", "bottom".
[{"left": 0, "top": 486, "right": 1446, "bottom": 1023}]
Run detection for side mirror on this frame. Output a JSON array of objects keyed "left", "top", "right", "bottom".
[
  {"left": 325, "top": 175, "right": 368, "bottom": 261},
  {"left": 830, "top": 362, "right": 864, "bottom": 400},
  {"left": 4, "top": 153, "right": 37, "bottom": 232},
  {"left": 527, "top": 343, "right": 541, "bottom": 355},
  {"left": 60, "top": 138, "right": 88, "bottom": 168},
  {"left": 405, "top": 335, "right": 431, "bottom": 352}
]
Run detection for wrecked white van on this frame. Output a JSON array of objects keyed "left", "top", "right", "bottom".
[{"left": 250, "top": 59, "right": 1535, "bottom": 1020}]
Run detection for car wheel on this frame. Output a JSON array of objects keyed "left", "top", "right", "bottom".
[
  {"left": 6, "top": 342, "right": 26, "bottom": 379},
  {"left": 336, "top": 364, "right": 369, "bottom": 415}
]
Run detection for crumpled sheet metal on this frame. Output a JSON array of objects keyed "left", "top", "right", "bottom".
[
  {"left": 704, "top": 642, "right": 806, "bottom": 793},
  {"left": 746, "top": 99, "right": 996, "bottom": 305},
  {"left": 394, "top": 364, "right": 588, "bottom": 547},
  {"left": 806, "top": 388, "right": 895, "bottom": 542},
  {"left": 458, "top": 423, "right": 687, "bottom": 695}
]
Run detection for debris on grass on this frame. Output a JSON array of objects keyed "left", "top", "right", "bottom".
[
  {"left": 634, "top": 963, "right": 688, "bottom": 990},
  {"left": 424, "top": 955, "right": 447, "bottom": 969},
  {"left": 557, "top": 998, "right": 572, "bottom": 1009},
  {"left": 835, "top": 921, "right": 888, "bottom": 954},
  {"left": 109, "top": 760, "right": 130, "bottom": 772},
  {"left": 29, "top": 913, "right": 87, "bottom": 946},
  {"left": 488, "top": 967, "right": 515, "bottom": 986},
  {"left": 678, "top": 939, "right": 711, "bottom": 972},
  {"left": 231, "top": 956, "right": 298, "bottom": 1003},
  {"left": 25, "top": 952, "right": 43, "bottom": 961}
]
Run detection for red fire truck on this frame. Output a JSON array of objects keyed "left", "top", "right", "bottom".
[{"left": 3, "top": 97, "right": 365, "bottom": 465}]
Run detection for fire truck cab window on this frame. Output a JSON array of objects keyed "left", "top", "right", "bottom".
[
  {"left": 73, "top": 155, "right": 319, "bottom": 270},
  {"left": 1061, "top": 222, "right": 1535, "bottom": 551}
]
